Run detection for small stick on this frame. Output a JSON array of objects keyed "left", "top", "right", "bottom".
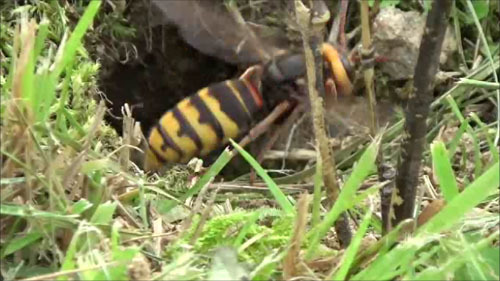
[
  {"left": 294, "top": 0, "right": 352, "bottom": 247},
  {"left": 360, "top": 0, "right": 393, "bottom": 234},
  {"left": 393, "top": 0, "right": 453, "bottom": 225},
  {"left": 250, "top": 103, "right": 304, "bottom": 183},
  {"left": 63, "top": 100, "right": 107, "bottom": 200},
  {"left": 337, "top": 0, "right": 349, "bottom": 50},
  {"left": 120, "top": 103, "right": 134, "bottom": 170},
  {"left": 264, "top": 149, "right": 316, "bottom": 161},
  {"left": 20, "top": 262, "right": 121, "bottom": 281},
  {"left": 283, "top": 192, "right": 310, "bottom": 279},
  {"left": 238, "top": 100, "right": 292, "bottom": 148},
  {"left": 359, "top": 1, "right": 377, "bottom": 136},
  {"left": 327, "top": 0, "right": 348, "bottom": 48},
  {"left": 189, "top": 186, "right": 220, "bottom": 245},
  {"left": 233, "top": 100, "right": 292, "bottom": 184}
]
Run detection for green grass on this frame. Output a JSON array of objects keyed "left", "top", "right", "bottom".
[
  {"left": 305, "top": 135, "right": 382, "bottom": 260},
  {"left": 0, "top": 0, "right": 499, "bottom": 280},
  {"left": 431, "top": 141, "right": 459, "bottom": 202},
  {"left": 230, "top": 139, "right": 295, "bottom": 215}
]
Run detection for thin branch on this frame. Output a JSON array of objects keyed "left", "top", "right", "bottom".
[
  {"left": 337, "top": 0, "right": 349, "bottom": 50},
  {"left": 294, "top": 0, "right": 352, "bottom": 247},
  {"left": 327, "top": 0, "right": 348, "bottom": 49},
  {"left": 283, "top": 193, "right": 310, "bottom": 279},
  {"left": 392, "top": 0, "right": 453, "bottom": 225},
  {"left": 359, "top": 0, "right": 394, "bottom": 235},
  {"left": 359, "top": 1, "right": 377, "bottom": 136}
]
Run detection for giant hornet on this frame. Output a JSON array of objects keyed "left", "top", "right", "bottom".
[{"left": 143, "top": 0, "right": 357, "bottom": 172}]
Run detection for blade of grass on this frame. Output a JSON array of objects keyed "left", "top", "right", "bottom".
[
  {"left": 50, "top": 0, "right": 101, "bottom": 79},
  {"left": 410, "top": 231, "right": 499, "bottom": 280},
  {"left": 446, "top": 95, "right": 482, "bottom": 178},
  {"left": 59, "top": 222, "right": 84, "bottom": 278},
  {"left": 466, "top": 0, "right": 500, "bottom": 145},
  {"left": 31, "top": 18, "right": 55, "bottom": 123},
  {"left": 351, "top": 237, "right": 422, "bottom": 280},
  {"left": 163, "top": 147, "right": 233, "bottom": 212},
  {"left": 1, "top": 231, "right": 43, "bottom": 258},
  {"left": 456, "top": 234, "right": 488, "bottom": 281},
  {"left": 89, "top": 201, "right": 117, "bottom": 225},
  {"left": 431, "top": 57, "right": 499, "bottom": 107},
  {"left": 34, "top": 72, "right": 56, "bottom": 123},
  {"left": 469, "top": 112, "right": 499, "bottom": 163},
  {"left": 350, "top": 218, "right": 415, "bottom": 271},
  {"left": 32, "top": 18, "right": 49, "bottom": 59},
  {"left": 138, "top": 179, "right": 148, "bottom": 229},
  {"left": 229, "top": 139, "right": 295, "bottom": 214},
  {"left": 233, "top": 210, "right": 261, "bottom": 248},
  {"left": 305, "top": 135, "right": 381, "bottom": 259},
  {"left": 330, "top": 206, "right": 373, "bottom": 280},
  {"left": 448, "top": 120, "right": 469, "bottom": 156},
  {"left": 19, "top": 18, "right": 36, "bottom": 115},
  {"left": 431, "top": 141, "right": 459, "bottom": 202},
  {"left": 0, "top": 204, "right": 78, "bottom": 223},
  {"left": 452, "top": 2, "right": 468, "bottom": 70},
  {"left": 71, "top": 199, "right": 93, "bottom": 215},
  {"left": 56, "top": 61, "right": 72, "bottom": 132},
  {"left": 311, "top": 157, "right": 322, "bottom": 228},
  {"left": 0, "top": 177, "right": 26, "bottom": 185},
  {"left": 417, "top": 161, "right": 499, "bottom": 234},
  {"left": 0, "top": 150, "right": 48, "bottom": 187},
  {"left": 351, "top": 204, "right": 382, "bottom": 233},
  {"left": 457, "top": 78, "right": 500, "bottom": 90}
]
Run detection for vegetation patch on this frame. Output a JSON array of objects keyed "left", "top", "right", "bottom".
[{"left": 1, "top": 0, "right": 498, "bottom": 280}]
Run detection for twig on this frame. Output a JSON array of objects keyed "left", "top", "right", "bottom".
[
  {"left": 349, "top": 219, "right": 415, "bottom": 275},
  {"left": 294, "top": 0, "right": 352, "bottom": 247},
  {"left": 181, "top": 177, "right": 212, "bottom": 232},
  {"left": 369, "top": 0, "right": 381, "bottom": 20},
  {"left": 359, "top": 1, "right": 377, "bottom": 136},
  {"left": 208, "top": 182, "right": 314, "bottom": 194},
  {"left": 283, "top": 193, "right": 310, "bottom": 279},
  {"left": 263, "top": 149, "right": 316, "bottom": 161},
  {"left": 327, "top": 0, "right": 348, "bottom": 49},
  {"left": 359, "top": 0, "right": 394, "bottom": 234},
  {"left": 327, "top": 1, "right": 341, "bottom": 44},
  {"left": 282, "top": 112, "right": 306, "bottom": 169},
  {"left": 122, "top": 231, "right": 178, "bottom": 244},
  {"left": 62, "top": 100, "right": 106, "bottom": 193},
  {"left": 20, "top": 261, "right": 121, "bottom": 281},
  {"left": 238, "top": 100, "right": 291, "bottom": 148},
  {"left": 337, "top": 0, "right": 349, "bottom": 50},
  {"left": 393, "top": 0, "right": 453, "bottom": 226},
  {"left": 120, "top": 103, "right": 135, "bottom": 170},
  {"left": 250, "top": 103, "right": 304, "bottom": 183},
  {"left": 2, "top": 19, "right": 36, "bottom": 179},
  {"left": 189, "top": 186, "right": 220, "bottom": 245}
]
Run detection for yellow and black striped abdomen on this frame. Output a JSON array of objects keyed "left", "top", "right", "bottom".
[{"left": 145, "top": 78, "right": 263, "bottom": 170}]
